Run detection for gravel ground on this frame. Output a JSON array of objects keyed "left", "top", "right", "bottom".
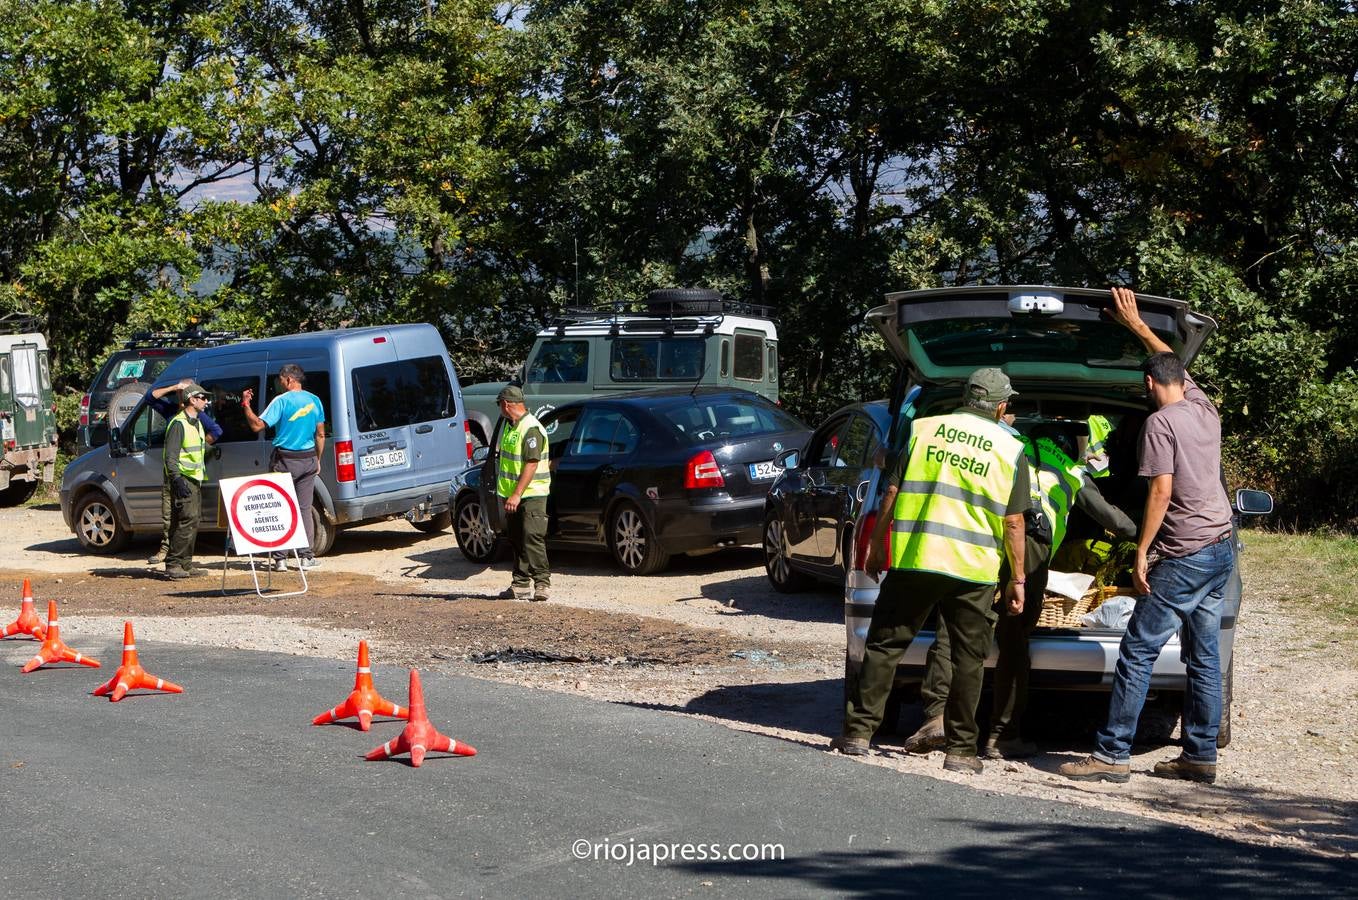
[{"left": 3, "top": 504, "right": 1354, "bottom": 859}]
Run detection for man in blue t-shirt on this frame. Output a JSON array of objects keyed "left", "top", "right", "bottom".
[
  {"left": 146, "top": 379, "right": 223, "bottom": 566},
  {"left": 242, "top": 364, "right": 326, "bottom": 569}
]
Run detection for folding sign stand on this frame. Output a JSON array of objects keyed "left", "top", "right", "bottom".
[
  {"left": 220, "top": 538, "right": 309, "bottom": 599},
  {"left": 217, "top": 473, "right": 312, "bottom": 599}
]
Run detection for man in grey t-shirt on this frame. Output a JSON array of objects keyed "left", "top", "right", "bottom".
[{"left": 1061, "top": 286, "right": 1235, "bottom": 786}]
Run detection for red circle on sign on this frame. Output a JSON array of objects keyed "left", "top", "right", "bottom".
[{"left": 228, "top": 478, "right": 300, "bottom": 549}]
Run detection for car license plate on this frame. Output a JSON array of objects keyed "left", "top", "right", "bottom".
[
  {"left": 748, "top": 460, "right": 782, "bottom": 481},
  {"left": 361, "top": 448, "right": 407, "bottom": 471}
]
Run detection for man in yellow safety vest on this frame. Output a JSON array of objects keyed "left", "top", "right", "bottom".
[
  {"left": 495, "top": 385, "right": 552, "bottom": 601},
  {"left": 831, "top": 368, "right": 1029, "bottom": 774},
  {"left": 163, "top": 383, "right": 211, "bottom": 579}
]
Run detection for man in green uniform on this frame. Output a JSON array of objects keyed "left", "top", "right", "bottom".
[
  {"left": 495, "top": 385, "right": 551, "bottom": 601},
  {"left": 903, "top": 426, "right": 1138, "bottom": 759},
  {"left": 831, "top": 368, "right": 1028, "bottom": 774},
  {"left": 163, "top": 383, "right": 211, "bottom": 579}
]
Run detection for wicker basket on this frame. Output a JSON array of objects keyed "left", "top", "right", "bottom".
[{"left": 1037, "top": 585, "right": 1132, "bottom": 629}]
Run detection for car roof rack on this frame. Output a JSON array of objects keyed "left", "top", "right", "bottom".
[
  {"left": 546, "top": 299, "right": 775, "bottom": 336},
  {"left": 121, "top": 326, "right": 247, "bottom": 349},
  {"left": 0, "top": 312, "right": 43, "bottom": 334}
]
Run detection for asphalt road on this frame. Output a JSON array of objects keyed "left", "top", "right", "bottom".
[{"left": 1, "top": 635, "right": 1350, "bottom": 898}]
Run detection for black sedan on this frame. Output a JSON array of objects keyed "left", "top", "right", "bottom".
[
  {"left": 453, "top": 387, "right": 811, "bottom": 575},
  {"left": 762, "top": 399, "right": 909, "bottom": 592}
]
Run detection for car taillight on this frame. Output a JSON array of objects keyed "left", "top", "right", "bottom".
[
  {"left": 79, "top": 394, "right": 90, "bottom": 427},
  {"left": 336, "top": 440, "right": 356, "bottom": 482},
  {"left": 464, "top": 421, "right": 473, "bottom": 463},
  {"left": 684, "top": 450, "right": 725, "bottom": 489},
  {"left": 853, "top": 510, "right": 892, "bottom": 570}
]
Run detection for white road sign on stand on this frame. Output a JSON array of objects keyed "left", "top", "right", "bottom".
[{"left": 220, "top": 473, "right": 310, "bottom": 555}]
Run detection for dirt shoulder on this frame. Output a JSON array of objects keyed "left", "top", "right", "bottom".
[{"left": 4, "top": 505, "right": 1355, "bottom": 859}]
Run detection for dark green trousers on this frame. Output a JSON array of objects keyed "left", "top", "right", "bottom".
[
  {"left": 165, "top": 478, "right": 202, "bottom": 572},
  {"left": 924, "top": 535, "right": 1052, "bottom": 740},
  {"left": 843, "top": 569, "right": 998, "bottom": 756},
  {"left": 507, "top": 495, "right": 550, "bottom": 588},
  {"left": 157, "top": 479, "right": 172, "bottom": 554}
]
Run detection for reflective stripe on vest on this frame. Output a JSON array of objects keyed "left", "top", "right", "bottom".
[
  {"left": 1031, "top": 437, "right": 1084, "bottom": 552},
  {"left": 497, "top": 412, "right": 551, "bottom": 499},
  {"left": 166, "top": 412, "right": 206, "bottom": 483},
  {"left": 890, "top": 412, "right": 1023, "bottom": 584}
]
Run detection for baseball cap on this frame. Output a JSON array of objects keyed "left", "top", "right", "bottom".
[
  {"left": 496, "top": 385, "right": 525, "bottom": 404},
  {"left": 965, "top": 368, "right": 1017, "bottom": 403},
  {"left": 182, "top": 382, "right": 209, "bottom": 400}
]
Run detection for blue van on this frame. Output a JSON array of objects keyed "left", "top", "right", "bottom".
[{"left": 60, "top": 324, "right": 472, "bottom": 555}]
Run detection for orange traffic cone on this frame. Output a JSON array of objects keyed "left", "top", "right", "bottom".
[
  {"left": 365, "top": 669, "right": 476, "bottom": 767},
  {"left": 312, "top": 640, "right": 408, "bottom": 731},
  {"left": 92, "top": 622, "right": 183, "bottom": 701},
  {"left": 21, "top": 600, "right": 100, "bottom": 673},
  {"left": 2, "top": 579, "right": 47, "bottom": 641}
]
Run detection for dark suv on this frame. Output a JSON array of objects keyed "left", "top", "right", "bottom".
[{"left": 78, "top": 329, "right": 243, "bottom": 453}]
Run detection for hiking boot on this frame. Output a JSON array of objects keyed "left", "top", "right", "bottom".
[
  {"left": 164, "top": 567, "right": 193, "bottom": 580},
  {"left": 1152, "top": 755, "right": 1217, "bottom": 784},
  {"left": 147, "top": 548, "right": 167, "bottom": 565},
  {"left": 270, "top": 557, "right": 289, "bottom": 572},
  {"left": 828, "top": 736, "right": 870, "bottom": 757},
  {"left": 901, "top": 715, "right": 945, "bottom": 754},
  {"left": 984, "top": 734, "right": 1039, "bottom": 760},
  {"left": 531, "top": 585, "right": 550, "bottom": 602},
  {"left": 943, "top": 753, "right": 983, "bottom": 775},
  {"left": 1058, "top": 755, "right": 1130, "bottom": 783},
  {"left": 300, "top": 557, "right": 321, "bottom": 570},
  {"left": 182, "top": 563, "right": 211, "bottom": 577},
  {"left": 498, "top": 586, "right": 533, "bottom": 600}
]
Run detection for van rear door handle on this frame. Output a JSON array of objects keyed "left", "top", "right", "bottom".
[{"left": 415, "top": 424, "right": 433, "bottom": 434}]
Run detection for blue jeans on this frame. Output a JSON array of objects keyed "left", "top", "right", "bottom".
[{"left": 1094, "top": 537, "right": 1235, "bottom": 765}]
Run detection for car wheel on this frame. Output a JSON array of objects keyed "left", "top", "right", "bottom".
[
  {"left": 608, "top": 502, "right": 670, "bottom": 575},
  {"left": 310, "top": 505, "right": 335, "bottom": 557},
  {"left": 74, "top": 491, "right": 131, "bottom": 553},
  {"left": 411, "top": 510, "right": 452, "bottom": 534},
  {"left": 455, "top": 494, "right": 504, "bottom": 563},
  {"left": 0, "top": 478, "right": 39, "bottom": 507},
  {"left": 763, "top": 516, "right": 810, "bottom": 592},
  {"left": 1217, "top": 657, "right": 1234, "bottom": 749},
  {"left": 645, "top": 287, "right": 724, "bottom": 314}
]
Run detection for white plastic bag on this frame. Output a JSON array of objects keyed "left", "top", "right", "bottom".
[{"left": 1082, "top": 594, "right": 1136, "bottom": 629}]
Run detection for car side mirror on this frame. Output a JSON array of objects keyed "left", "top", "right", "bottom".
[
  {"left": 471, "top": 445, "right": 491, "bottom": 465},
  {"left": 1234, "top": 488, "right": 1273, "bottom": 516},
  {"left": 775, "top": 447, "right": 800, "bottom": 470},
  {"left": 108, "top": 427, "right": 125, "bottom": 457},
  {"left": 210, "top": 445, "right": 222, "bottom": 461}
]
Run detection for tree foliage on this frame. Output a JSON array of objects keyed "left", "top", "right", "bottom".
[{"left": 2, "top": 0, "right": 1356, "bottom": 525}]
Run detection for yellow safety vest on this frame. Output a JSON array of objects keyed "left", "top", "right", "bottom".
[
  {"left": 1087, "top": 414, "right": 1112, "bottom": 479},
  {"left": 890, "top": 411, "right": 1024, "bottom": 584},
  {"left": 497, "top": 412, "right": 551, "bottom": 499},
  {"left": 1029, "top": 437, "right": 1085, "bottom": 552},
  {"left": 166, "top": 412, "right": 206, "bottom": 483}
]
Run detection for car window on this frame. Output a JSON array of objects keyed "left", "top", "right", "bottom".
[
  {"left": 204, "top": 375, "right": 264, "bottom": 443},
  {"left": 352, "top": 356, "right": 453, "bottom": 430},
  {"left": 10, "top": 344, "right": 39, "bottom": 404},
  {"left": 101, "top": 352, "right": 179, "bottom": 390},
  {"left": 733, "top": 333, "right": 763, "bottom": 381},
  {"left": 662, "top": 396, "right": 803, "bottom": 445},
  {"left": 526, "top": 340, "right": 589, "bottom": 384},
  {"left": 571, "top": 408, "right": 635, "bottom": 456},
  {"left": 0, "top": 356, "right": 9, "bottom": 394},
  {"left": 125, "top": 400, "right": 167, "bottom": 450},
  {"left": 609, "top": 338, "right": 705, "bottom": 382},
  {"left": 807, "top": 416, "right": 850, "bottom": 468},
  {"left": 542, "top": 407, "right": 580, "bottom": 456},
  {"left": 836, "top": 415, "right": 875, "bottom": 468}
]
